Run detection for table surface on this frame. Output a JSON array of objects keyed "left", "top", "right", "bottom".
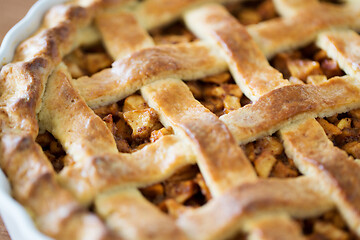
[
  {"left": 0, "top": 0, "right": 38, "bottom": 239},
  {"left": 0, "top": 217, "right": 10, "bottom": 240}
]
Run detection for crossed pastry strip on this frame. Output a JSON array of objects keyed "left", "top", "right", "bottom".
[
  {"left": 182, "top": 2, "right": 360, "bottom": 238},
  {"left": 70, "top": 1, "right": 360, "bottom": 238},
  {"left": 1, "top": 0, "right": 360, "bottom": 239}
]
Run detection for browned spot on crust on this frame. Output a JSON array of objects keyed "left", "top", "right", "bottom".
[
  {"left": 74, "top": 42, "right": 227, "bottom": 108},
  {"left": 221, "top": 77, "right": 360, "bottom": 144},
  {"left": 137, "top": 0, "right": 215, "bottom": 29},
  {"left": 59, "top": 134, "right": 195, "bottom": 203},
  {"left": 0, "top": 57, "right": 52, "bottom": 137},
  {"left": 44, "top": 4, "right": 93, "bottom": 26},
  {"left": 248, "top": 4, "right": 360, "bottom": 58},
  {"left": 96, "top": 11, "right": 153, "bottom": 60},
  {"left": 142, "top": 79, "right": 256, "bottom": 196},
  {"left": 282, "top": 118, "right": 360, "bottom": 235},
  {"left": 177, "top": 177, "right": 333, "bottom": 240},
  {"left": 185, "top": 4, "right": 287, "bottom": 100}
]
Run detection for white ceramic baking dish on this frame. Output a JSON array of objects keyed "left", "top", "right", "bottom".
[{"left": 0, "top": 0, "right": 68, "bottom": 239}]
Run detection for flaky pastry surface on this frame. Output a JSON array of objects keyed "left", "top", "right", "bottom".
[{"left": 1, "top": 0, "right": 360, "bottom": 240}]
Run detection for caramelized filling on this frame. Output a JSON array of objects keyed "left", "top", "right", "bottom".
[
  {"left": 271, "top": 41, "right": 358, "bottom": 163},
  {"left": 150, "top": 21, "right": 197, "bottom": 45},
  {"left": 227, "top": 232, "right": 248, "bottom": 240},
  {"left": 243, "top": 135, "right": 300, "bottom": 178},
  {"left": 94, "top": 93, "right": 172, "bottom": 153},
  {"left": 269, "top": 32, "right": 357, "bottom": 238},
  {"left": 36, "top": 131, "right": 67, "bottom": 172},
  {"left": 300, "top": 209, "right": 358, "bottom": 240},
  {"left": 150, "top": 0, "right": 278, "bottom": 47},
  {"left": 226, "top": 0, "right": 278, "bottom": 26},
  {"left": 140, "top": 165, "right": 211, "bottom": 218},
  {"left": 60, "top": 2, "right": 356, "bottom": 236},
  {"left": 187, "top": 72, "right": 251, "bottom": 117},
  {"left": 320, "top": 0, "right": 346, "bottom": 4},
  {"left": 317, "top": 111, "right": 360, "bottom": 162},
  {"left": 37, "top": 95, "right": 172, "bottom": 172},
  {"left": 271, "top": 43, "right": 345, "bottom": 84},
  {"left": 64, "top": 43, "right": 112, "bottom": 78}
]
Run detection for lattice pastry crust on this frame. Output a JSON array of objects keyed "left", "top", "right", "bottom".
[{"left": 1, "top": 0, "right": 360, "bottom": 239}]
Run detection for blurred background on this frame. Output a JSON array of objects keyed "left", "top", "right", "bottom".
[{"left": 0, "top": 0, "right": 37, "bottom": 44}]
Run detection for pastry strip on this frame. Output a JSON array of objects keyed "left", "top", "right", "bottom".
[
  {"left": 247, "top": 3, "right": 360, "bottom": 58},
  {"left": 246, "top": 215, "right": 306, "bottom": 240},
  {"left": 39, "top": 64, "right": 196, "bottom": 204},
  {"left": 39, "top": 63, "right": 191, "bottom": 238},
  {"left": 3, "top": 0, "right": 360, "bottom": 239},
  {"left": 95, "top": 11, "right": 154, "bottom": 60},
  {"left": 185, "top": 3, "right": 360, "bottom": 237},
  {"left": 59, "top": 134, "right": 196, "bottom": 204},
  {"left": 96, "top": 189, "right": 188, "bottom": 240},
  {"left": 89, "top": 7, "right": 257, "bottom": 237},
  {"left": 317, "top": 30, "right": 360, "bottom": 79},
  {"left": 14, "top": 3, "right": 99, "bottom": 63},
  {"left": 95, "top": 10, "right": 257, "bottom": 197},
  {"left": 272, "top": 0, "right": 319, "bottom": 17},
  {"left": 221, "top": 76, "right": 360, "bottom": 144},
  {"left": 73, "top": 42, "right": 228, "bottom": 108},
  {"left": 281, "top": 118, "right": 360, "bottom": 236},
  {"left": 71, "top": 1, "right": 360, "bottom": 105},
  {"left": 39, "top": 63, "right": 119, "bottom": 160},
  {"left": 0, "top": 3, "right": 116, "bottom": 239},
  {"left": 0, "top": 133, "right": 117, "bottom": 239},
  {"left": 177, "top": 177, "right": 333, "bottom": 240},
  {"left": 184, "top": 3, "right": 288, "bottom": 101},
  {"left": 134, "top": 0, "right": 239, "bottom": 30},
  {"left": 141, "top": 79, "right": 256, "bottom": 196},
  {"left": 53, "top": 7, "right": 206, "bottom": 238}
]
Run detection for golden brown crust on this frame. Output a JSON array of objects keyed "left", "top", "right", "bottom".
[
  {"left": 281, "top": 118, "right": 360, "bottom": 236},
  {"left": 317, "top": 30, "right": 360, "bottom": 79},
  {"left": 272, "top": 0, "right": 319, "bottom": 17},
  {"left": 221, "top": 76, "right": 360, "bottom": 144},
  {"left": 96, "top": 11, "right": 154, "bottom": 60},
  {"left": 2, "top": 0, "right": 360, "bottom": 239},
  {"left": 39, "top": 64, "right": 196, "bottom": 240},
  {"left": 43, "top": 3, "right": 95, "bottom": 28},
  {"left": 73, "top": 42, "right": 227, "bottom": 108},
  {"left": 39, "top": 63, "right": 195, "bottom": 204},
  {"left": 141, "top": 79, "right": 256, "bottom": 197},
  {"left": 3, "top": 1, "right": 101, "bottom": 140},
  {"left": 0, "top": 1, "right": 119, "bottom": 239},
  {"left": 184, "top": 4, "right": 288, "bottom": 101},
  {"left": 39, "top": 63, "right": 119, "bottom": 161},
  {"left": 177, "top": 177, "right": 333, "bottom": 240},
  {"left": 0, "top": 134, "right": 113, "bottom": 239},
  {"left": 0, "top": 134, "right": 54, "bottom": 203},
  {"left": 78, "top": 0, "right": 134, "bottom": 8},
  {"left": 0, "top": 58, "right": 51, "bottom": 138},
  {"left": 182, "top": 4, "right": 360, "bottom": 238},
  {"left": 96, "top": 189, "right": 188, "bottom": 240},
  {"left": 59, "top": 135, "right": 196, "bottom": 204},
  {"left": 57, "top": 212, "right": 115, "bottom": 240},
  {"left": 246, "top": 215, "right": 306, "bottom": 240},
  {"left": 15, "top": 3, "right": 98, "bottom": 63},
  {"left": 134, "top": 0, "right": 232, "bottom": 30},
  {"left": 248, "top": 3, "right": 360, "bottom": 58}
]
